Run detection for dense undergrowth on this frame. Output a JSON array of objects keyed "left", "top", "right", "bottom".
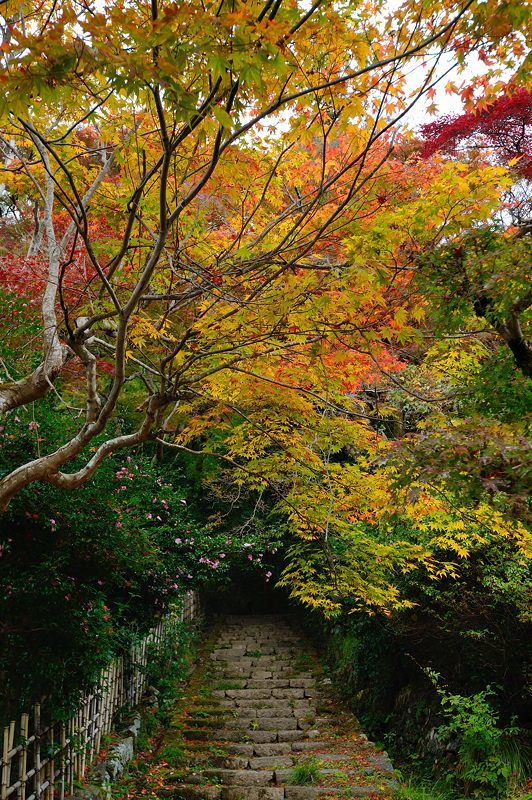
[
  {"left": 0, "top": 401, "right": 281, "bottom": 719},
  {"left": 319, "top": 607, "right": 530, "bottom": 800}
]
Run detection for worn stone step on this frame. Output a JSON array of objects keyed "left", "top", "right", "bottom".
[
  {"left": 284, "top": 788, "right": 385, "bottom": 799},
  {"left": 160, "top": 787, "right": 221, "bottom": 799},
  {"left": 221, "top": 789, "right": 284, "bottom": 800},
  {"left": 246, "top": 679, "right": 290, "bottom": 689},
  {"left": 253, "top": 743, "right": 293, "bottom": 757},
  {"left": 141, "top": 614, "right": 395, "bottom": 800},
  {"left": 226, "top": 689, "right": 275, "bottom": 700},
  {"left": 199, "top": 769, "right": 274, "bottom": 785},
  {"left": 214, "top": 730, "right": 278, "bottom": 744},
  {"left": 256, "top": 718, "right": 299, "bottom": 731},
  {"left": 291, "top": 741, "right": 332, "bottom": 752},
  {"left": 235, "top": 700, "right": 313, "bottom": 711},
  {"left": 274, "top": 767, "right": 346, "bottom": 783},
  {"left": 249, "top": 756, "right": 294, "bottom": 769}
]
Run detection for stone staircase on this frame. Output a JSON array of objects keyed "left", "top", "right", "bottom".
[{"left": 159, "top": 614, "right": 397, "bottom": 799}]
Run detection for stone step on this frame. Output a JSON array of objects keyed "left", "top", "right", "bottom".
[
  {"left": 197, "top": 768, "right": 274, "bottom": 785},
  {"left": 222, "top": 789, "right": 284, "bottom": 800},
  {"left": 134, "top": 614, "right": 394, "bottom": 800},
  {"left": 284, "top": 788, "right": 384, "bottom": 798},
  {"left": 164, "top": 783, "right": 389, "bottom": 799},
  {"left": 249, "top": 756, "right": 294, "bottom": 770},
  {"left": 253, "top": 743, "right": 294, "bottom": 757}
]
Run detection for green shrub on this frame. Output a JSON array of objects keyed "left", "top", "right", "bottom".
[{"left": 429, "top": 675, "right": 524, "bottom": 799}]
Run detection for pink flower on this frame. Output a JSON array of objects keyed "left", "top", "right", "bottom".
[
  {"left": 28, "top": 420, "right": 40, "bottom": 431},
  {"left": 247, "top": 554, "right": 253, "bottom": 560},
  {"left": 175, "top": 537, "right": 182, "bottom": 544},
  {"left": 219, "top": 553, "right": 225, "bottom": 558},
  {"left": 116, "top": 521, "right": 123, "bottom": 528}
]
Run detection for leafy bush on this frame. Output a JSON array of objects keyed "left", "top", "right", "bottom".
[
  {"left": 0, "top": 402, "right": 280, "bottom": 718},
  {"left": 430, "top": 676, "right": 525, "bottom": 799}
]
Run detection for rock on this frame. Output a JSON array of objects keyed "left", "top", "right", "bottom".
[
  {"left": 71, "top": 784, "right": 112, "bottom": 800},
  {"left": 104, "top": 736, "right": 135, "bottom": 779},
  {"left": 121, "top": 711, "right": 142, "bottom": 740}
]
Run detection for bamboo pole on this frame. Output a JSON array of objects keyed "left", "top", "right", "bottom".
[
  {"left": 18, "top": 714, "right": 29, "bottom": 800},
  {"left": 46, "top": 725, "right": 54, "bottom": 800},
  {"left": 1, "top": 724, "right": 10, "bottom": 800},
  {"left": 33, "top": 706, "right": 41, "bottom": 800},
  {"left": 57, "top": 724, "right": 66, "bottom": 800}
]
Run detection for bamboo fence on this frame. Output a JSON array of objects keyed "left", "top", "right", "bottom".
[{"left": 1, "top": 592, "right": 200, "bottom": 800}]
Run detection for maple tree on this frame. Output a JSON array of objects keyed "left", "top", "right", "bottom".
[
  {"left": 420, "top": 88, "right": 532, "bottom": 178},
  {"left": 0, "top": 0, "right": 527, "bottom": 500},
  {"left": 0, "top": 0, "right": 529, "bottom": 616}
]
